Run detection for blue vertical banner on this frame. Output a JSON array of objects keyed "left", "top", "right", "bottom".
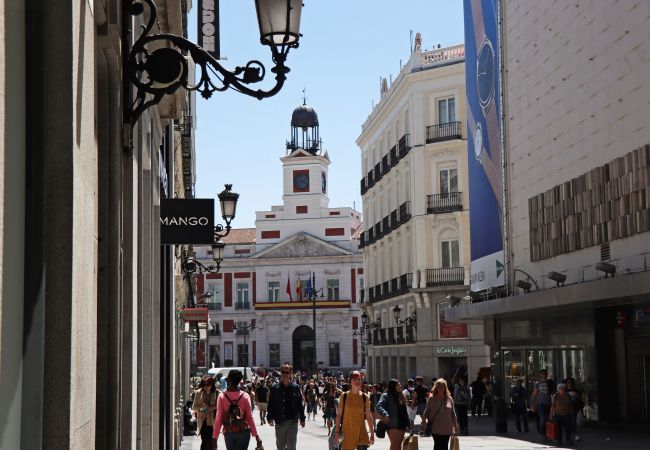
[{"left": 464, "top": 0, "right": 505, "bottom": 291}]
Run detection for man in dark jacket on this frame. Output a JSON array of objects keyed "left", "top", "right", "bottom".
[
  {"left": 267, "top": 364, "right": 305, "bottom": 450},
  {"left": 470, "top": 375, "right": 487, "bottom": 416}
]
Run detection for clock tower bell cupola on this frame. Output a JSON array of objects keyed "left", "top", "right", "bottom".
[{"left": 281, "top": 100, "right": 330, "bottom": 211}]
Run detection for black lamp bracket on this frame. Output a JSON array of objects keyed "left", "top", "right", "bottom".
[{"left": 124, "top": 0, "right": 293, "bottom": 122}]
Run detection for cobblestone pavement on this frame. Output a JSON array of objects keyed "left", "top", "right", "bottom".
[{"left": 180, "top": 413, "right": 649, "bottom": 450}]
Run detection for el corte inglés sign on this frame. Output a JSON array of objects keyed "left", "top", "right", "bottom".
[{"left": 436, "top": 346, "right": 468, "bottom": 356}]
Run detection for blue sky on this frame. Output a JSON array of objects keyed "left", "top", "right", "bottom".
[{"left": 191, "top": 1, "right": 465, "bottom": 228}]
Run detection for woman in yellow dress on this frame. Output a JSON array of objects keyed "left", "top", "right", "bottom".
[{"left": 333, "top": 371, "right": 375, "bottom": 450}]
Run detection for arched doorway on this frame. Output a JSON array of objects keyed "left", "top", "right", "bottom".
[{"left": 292, "top": 325, "right": 315, "bottom": 372}]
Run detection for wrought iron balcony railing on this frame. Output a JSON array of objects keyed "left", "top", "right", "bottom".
[
  {"left": 426, "top": 121, "right": 462, "bottom": 144},
  {"left": 427, "top": 192, "right": 463, "bottom": 214},
  {"left": 235, "top": 301, "right": 251, "bottom": 310},
  {"left": 398, "top": 133, "right": 411, "bottom": 157}
]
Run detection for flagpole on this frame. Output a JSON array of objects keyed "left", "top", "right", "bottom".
[{"left": 311, "top": 271, "right": 317, "bottom": 375}]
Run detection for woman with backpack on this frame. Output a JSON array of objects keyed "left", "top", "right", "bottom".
[
  {"left": 212, "top": 370, "right": 262, "bottom": 450},
  {"left": 332, "top": 371, "right": 375, "bottom": 450},
  {"left": 421, "top": 378, "right": 459, "bottom": 450},
  {"left": 452, "top": 375, "right": 471, "bottom": 435},
  {"left": 376, "top": 379, "right": 410, "bottom": 450}
]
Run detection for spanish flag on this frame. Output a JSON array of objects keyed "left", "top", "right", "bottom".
[{"left": 296, "top": 277, "right": 302, "bottom": 301}]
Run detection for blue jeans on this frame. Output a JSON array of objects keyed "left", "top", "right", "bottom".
[
  {"left": 536, "top": 403, "right": 550, "bottom": 435},
  {"left": 223, "top": 430, "right": 251, "bottom": 450}
]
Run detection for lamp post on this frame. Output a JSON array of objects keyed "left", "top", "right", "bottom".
[
  {"left": 354, "top": 313, "right": 381, "bottom": 372},
  {"left": 393, "top": 305, "right": 417, "bottom": 328},
  {"left": 123, "top": 0, "right": 304, "bottom": 122},
  {"left": 233, "top": 320, "right": 256, "bottom": 381},
  {"left": 305, "top": 272, "right": 324, "bottom": 375}
]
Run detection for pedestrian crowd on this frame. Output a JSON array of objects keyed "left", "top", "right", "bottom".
[{"left": 185, "top": 365, "right": 586, "bottom": 449}]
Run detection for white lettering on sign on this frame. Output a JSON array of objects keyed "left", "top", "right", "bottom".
[
  {"left": 201, "top": 0, "right": 216, "bottom": 52},
  {"left": 161, "top": 216, "right": 210, "bottom": 226},
  {"left": 435, "top": 347, "right": 468, "bottom": 356}
]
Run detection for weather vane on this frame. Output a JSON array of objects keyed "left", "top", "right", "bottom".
[{"left": 302, "top": 87, "right": 307, "bottom": 105}]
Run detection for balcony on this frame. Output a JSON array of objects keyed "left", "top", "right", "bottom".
[
  {"left": 405, "top": 325, "right": 416, "bottom": 343},
  {"left": 235, "top": 329, "right": 250, "bottom": 336},
  {"left": 208, "top": 327, "right": 221, "bottom": 336},
  {"left": 369, "top": 272, "right": 412, "bottom": 303},
  {"left": 398, "top": 133, "right": 411, "bottom": 157},
  {"left": 360, "top": 178, "right": 367, "bottom": 195},
  {"left": 382, "top": 154, "right": 390, "bottom": 175},
  {"left": 390, "top": 145, "right": 398, "bottom": 165},
  {"left": 360, "top": 290, "right": 365, "bottom": 303},
  {"left": 427, "top": 192, "right": 463, "bottom": 214},
  {"left": 207, "top": 302, "right": 222, "bottom": 311},
  {"left": 374, "top": 162, "right": 382, "bottom": 183},
  {"left": 370, "top": 326, "right": 415, "bottom": 346},
  {"left": 399, "top": 201, "right": 411, "bottom": 222},
  {"left": 235, "top": 301, "right": 251, "bottom": 310},
  {"left": 426, "top": 267, "right": 465, "bottom": 287},
  {"left": 426, "top": 121, "right": 462, "bottom": 144}
]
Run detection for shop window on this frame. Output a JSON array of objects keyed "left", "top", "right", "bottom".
[{"left": 438, "top": 301, "right": 468, "bottom": 339}]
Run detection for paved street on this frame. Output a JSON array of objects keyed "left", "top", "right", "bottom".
[{"left": 180, "top": 413, "right": 649, "bottom": 450}]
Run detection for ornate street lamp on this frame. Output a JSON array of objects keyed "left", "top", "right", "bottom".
[
  {"left": 393, "top": 305, "right": 417, "bottom": 328},
  {"left": 305, "top": 272, "right": 324, "bottom": 374},
  {"left": 124, "top": 0, "right": 304, "bottom": 122},
  {"left": 215, "top": 184, "right": 239, "bottom": 240},
  {"left": 233, "top": 320, "right": 257, "bottom": 380}
]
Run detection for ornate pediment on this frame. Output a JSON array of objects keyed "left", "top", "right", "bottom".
[{"left": 253, "top": 232, "right": 351, "bottom": 259}]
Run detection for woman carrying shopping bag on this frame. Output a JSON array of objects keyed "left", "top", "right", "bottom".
[{"left": 421, "top": 379, "right": 459, "bottom": 450}]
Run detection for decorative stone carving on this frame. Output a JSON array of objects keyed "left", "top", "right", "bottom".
[{"left": 260, "top": 234, "right": 346, "bottom": 258}]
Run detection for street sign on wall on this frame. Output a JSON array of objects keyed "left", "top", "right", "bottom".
[
  {"left": 161, "top": 198, "right": 214, "bottom": 244},
  {"left": 198, "top": 0, "right": 220, "bottom": 60},
  {"left": 181, "top": 308, "right": 209, "bottom": 322}
]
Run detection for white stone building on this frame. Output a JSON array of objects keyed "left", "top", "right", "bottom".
[
  {"left": 195, "top": 104, "right": 364, "bottom": 373},
  {"left": 357, "top": 39, "right": 489, "bottom": 383}
]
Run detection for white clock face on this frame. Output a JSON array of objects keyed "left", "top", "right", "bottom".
[{"left": 474, "top": 124, "right": 483, "bottom": 160}]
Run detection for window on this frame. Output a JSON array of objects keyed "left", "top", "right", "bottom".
[
  {"left": 441, "top": 240, "right": 460, "bottom": 268},
  {"left": 439, "top": 168, "right": 458, "bottom": 195},
  {"left": 236, "top": 282, "right": 249, "bottom": 306},
  {"left": 358, "top": 277, "right": 365, "bottom": 302},
  {"left": 267, "top": 281, "right": 280, "bottom": 302},
  {"left": 438, "top": 97, "right": 456, "bottom": 123},
  {"left": 206, "top": 282, "right": 223, "bottom": 310},
  {"left": 269, "top": 344, "right": 281, "bottom": 367},
  {"left": 328, "top": 342, "right": 340, "bottom": 367},
  {"left": 438, "top": 301, "right": 468, "bottom": 339},
  {"left": 326, "top": 279, "right": 340, "bottom": 300},
  {"left": 209, "top": 345, "right": 220, "bottom": 366},
  {"left": 237, "top": 344, "right": 248, "bottom": 367}
]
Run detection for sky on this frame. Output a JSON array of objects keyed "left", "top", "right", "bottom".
[{"left": 190, "top": 1, "right": 465, "bottom": 228}]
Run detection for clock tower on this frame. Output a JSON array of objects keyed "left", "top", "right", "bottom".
[{"left": 281, "top": 102, "right": 330, "bottom": 212}]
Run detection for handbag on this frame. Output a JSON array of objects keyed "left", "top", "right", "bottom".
[
  {"left": 545, "top": 419, "right": 559, "bottom": 441},
  {"left": 450, "top": 435, "right": 460, "bottom": 450},
  {"left": 402, "top": 432, "right": 419, "bottom": 450},
  {"left": 375, "top": 421, "right": 387, "bottom": 438}
]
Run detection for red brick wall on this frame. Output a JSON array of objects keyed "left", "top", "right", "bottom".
[
  {"left": 261, "top": 230, "right": 280, "bottom": 239},
  {"left": 206, "top": 273, "right": 222, "bottom": 280},
  {"left": 353, "top": 316, "right": 359, "bottom": 329},
  {"left": 252, "top": 341, "right": 257, "bottom": 366},
  {"left": 223, "top": 320, "right": 235, "bottom": 332},
  {"left": 353, "top": 339, "right": 358, "bottom": 365},
  {"left": 351, "top": 268, "right": 356, "bottom": 303},
  {"left": 296, "top": 205, "right": 308, "bottom": 214},
  {"left": 196, "top": 274, "right": 205, "bottom": 294},
  {"left": 252, "top": 272, "right": 257, "bottom": 305},
  {"left": 234, "top": 272, "right": 250, "bottom": 279}
]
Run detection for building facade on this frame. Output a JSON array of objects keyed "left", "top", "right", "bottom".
[
  {"left": 194, "top": 104, "right": 364, "bottom": 373},
  {"left": 448, "top": 0, "right": 650, "bottom": 426},
  {"left": 357, "top": 38, "right": 489, "bottom": 383},
  {"left": 0, "top": 1, "right": 201, "bottom": 448}
]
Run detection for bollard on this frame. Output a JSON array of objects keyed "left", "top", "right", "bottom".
[{"left": 494, "top": 397, "right": 508, "bottom": 433}]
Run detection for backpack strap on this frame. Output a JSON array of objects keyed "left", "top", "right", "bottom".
[
  {"left": 226, "top": 392, "right": 244, "bottom": 407},
  {"left": 340, "top": 392, "right": 348, "bottom": 426}
]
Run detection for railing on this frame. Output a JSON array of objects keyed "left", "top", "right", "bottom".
[
  {"left": 374, "top": 163, "right": 382, "bottom": 182},
  {"left": 427, "top": 192, "right": 463, "bottom": 214},
  {"left": 382, "top": 154, "right": 390, "bottom": 175},
  {"left": 369, "top": 273, "right": 412, "bottom": 303},
  {"left": 378, "top": 328, "right": 387, "bottom": 345},
  {"left": 382, "top": 216, "right": 390, "bottom": 234},
  {"left": 390, "top": 145, "right": 398, "bottom": 165},
  {"left": 360, "top": 178, "right": 367, "bottom": 195},
  {"left": 426, "top": 267, "right": 465, "bottom": 287},
  {"left": 387, "top": 327, "right": 396, "bottom": 344},
  {"left": 360, "top": 290, "right": 365, "bottom": 303},
  {"left": 398, "top": 133, "right": 411, "bottom": 157},
  {"left": 420, "top": 44, "right": 465, "bottom": 67},
  {"left": 399, "top": 201, "right": 411, "bottom": 222},
  {"left": 207, "top": 302, "right": 222, "bottom": 311},
  {"left": 405, "top": 325, "right": 416, "bottom": 343},
  {"left": 208, "top": 327, "right": 221, "bottom": 336},
  {"left": 426, "top": 121, "right": 462, "bottom": 144},
  {"left": 235, "top": 329, "right": 250, "bottom": 336},
  {"left": 235, "top": 301, "right": 251, "bottom": 310},
  {"left": 396, "top": 326, "right": 405, "bottom": 344}
]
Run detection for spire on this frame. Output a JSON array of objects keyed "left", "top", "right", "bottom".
[{"left": 302, "top": 87, "right": 307, "bottom": 106}]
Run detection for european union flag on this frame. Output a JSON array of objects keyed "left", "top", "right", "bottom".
[{"left": 306, "top": 278, "right": 312, "bottom": 296}]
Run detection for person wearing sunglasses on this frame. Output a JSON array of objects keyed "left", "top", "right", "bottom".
[
  {"left": 333, "top": 371, "right": 375, "bottom": 450},
  {"left": 266, "top": 364, "right": 306, "bottom": 450}
]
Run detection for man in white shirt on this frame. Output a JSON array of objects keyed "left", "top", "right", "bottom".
[{"left": 402, "top": 379, "right": 417, "bottom": 428}]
